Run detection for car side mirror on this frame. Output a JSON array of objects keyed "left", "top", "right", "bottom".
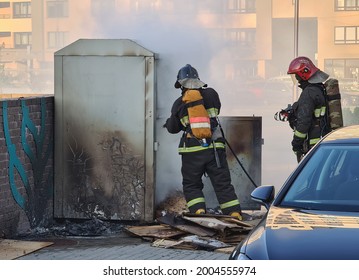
[{"left": 250, "top": 185, "right": 275, "bottom": 210}]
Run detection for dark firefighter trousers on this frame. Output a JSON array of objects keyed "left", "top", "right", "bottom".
[{"left": 181, "top": 148, "right": 241, "bottom": 215}]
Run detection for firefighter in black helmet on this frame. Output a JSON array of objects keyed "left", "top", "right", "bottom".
[
  {"left": 287, "top": 56, "right": 331, "bottom": 162},
  {"left": 164, "top": 64, "right": 243, "bottom": 220}
]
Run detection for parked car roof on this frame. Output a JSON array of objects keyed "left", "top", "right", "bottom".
[{"left": 323, "top": 125, "right": 359, "bottom": 143}]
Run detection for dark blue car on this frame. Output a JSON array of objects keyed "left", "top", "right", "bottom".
[{"left": 230, "top": 125, "right": 359, "bottom": 260}]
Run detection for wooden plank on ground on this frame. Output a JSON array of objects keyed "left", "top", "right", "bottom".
[
  {"left": 0, "top": 239, "right": 53, "bottom": 260},
  {"left": 157, "top": 214, "right": 217, "bottom": 237},
  {"left": 181, "top": 216, "right": 243, "bottom": 231},
  {"left": 151, "top": 239, "right": 198, "bottom": 250},
  {"left": 215, "top": 246, "right": 236, "bottom": 254},
  {"left": 183, "top": 212, "right": 254, "bottom": 228},
  {"left": 125, "top": 225, "right": 185, "bottom": 239}
]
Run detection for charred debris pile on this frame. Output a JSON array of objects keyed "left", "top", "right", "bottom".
[
  {"left": 124, "top": 191, "right": 263, "bottom": 253},
  {"left": 125, "top": 211, "right": 259, "bottom": 253},
  {"left": 17, "top": 191, "right": 263, "bottom": 253}
]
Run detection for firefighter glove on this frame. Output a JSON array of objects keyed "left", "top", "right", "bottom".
[
  {"left": 291, "top": 135, "right": 304, "bottom": 153},
  {"left": 294, "top": 150, "right": 304, "bottom": 163}
]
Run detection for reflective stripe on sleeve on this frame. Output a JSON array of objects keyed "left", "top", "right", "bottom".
[
  {"left": 207, "top": 108, "right": 218, "bottom": 118},
  {"left": 180, "top": 116, "right": 189, "bottom": 126},
  {"left": 309, "top": 138, "right": 320, "bottom": 145},
  {"left": 320, "top": 106, "right": 326, "bottom": 116},
  {"left": 314, "top": 106, "right": 327, "bottom": 118},
  {"left": 294, "top": 130, "right": 307, "bottom": 139}
]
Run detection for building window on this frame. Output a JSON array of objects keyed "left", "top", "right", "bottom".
[
  {"left": 48, "top": 31, "right": 68, "bottom": 49},
  {"left": 227, "top": 0, "right": 256, "bottom": 13},
  {"left": 47, "top": 0, "right": 68, "bottom": 18},
  {"left": 0, "top": 32, "right": 11, "bottom": 37},
  {"left": 0, "top": 2, "right": 10, "bottom": 19},
  {"left": 226, "top": 28, "right": 256, "bottom": 47},
  {"left": 133, "top": 0, "right": 197, "bottom": 13},
  {"left": 335, "top": 0, "right": 359, "bottom": 11},
  {"left": 0, "top": 2, "right": 10, "bottom": 8},
  {"left": 335, "top": 26, "right": 359, "bottom": 44},
  {"left": 14, "top": 32, "right": 31, "bottom": 48},
  {"left": 198, "top": 0, "right": 224, "bottom": 13},
  {"left": 13, "top": 2, "right": 31, "bottom": 18},
  {"left": 324, "top": 59, "right": 359, "bottom": 81}
]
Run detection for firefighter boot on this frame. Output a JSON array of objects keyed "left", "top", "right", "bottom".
[
  {"left": 195, "top": 208, "right": 206, "bottom": 215},
  {"left": 230, "top": 211, "right": 243, "bottom": 221}
]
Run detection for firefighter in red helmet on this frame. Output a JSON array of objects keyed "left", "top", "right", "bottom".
[
  {"left": 164, "top": 64, "right": 243, "bottom": 220},
  {"left": 287, "top": 56, "right": 331, "bottom": 162}
]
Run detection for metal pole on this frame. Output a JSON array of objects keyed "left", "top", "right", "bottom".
[
  {"left": 294, "top": 0, "right": 299, "bottom": 58},
  {"left": 293, "top": 0, "right": 299, "bottom": 101}
]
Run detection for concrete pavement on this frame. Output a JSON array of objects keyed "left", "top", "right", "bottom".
[
  {"left": 16, "top": 211, "right": 264, "bottom": 260},
  {"left": 17, "top": 232, "right": 229, "bottom": 260}
]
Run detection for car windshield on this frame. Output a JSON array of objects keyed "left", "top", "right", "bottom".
[{"left": 281, "top": 144, "right": 359, "bottom": 212}]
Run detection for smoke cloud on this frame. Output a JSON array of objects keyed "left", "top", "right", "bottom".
[{"left": 64, "top": 3, "right": 298, "bottom": 203}]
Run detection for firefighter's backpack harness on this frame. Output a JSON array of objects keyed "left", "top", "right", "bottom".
[{"left": 182, "top": 89, "right": 212, "bottom": 147}]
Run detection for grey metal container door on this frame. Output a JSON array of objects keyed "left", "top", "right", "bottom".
[
  {"left": 59, "top": 56, "right": 148, "bottom": 220},
  {"left": 203, "top": 116, "right": 262, "bottom": 210}
]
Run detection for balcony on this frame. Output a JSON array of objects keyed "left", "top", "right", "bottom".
[{"left": 0, "top": 48, "right": 32, "bottom": 63}]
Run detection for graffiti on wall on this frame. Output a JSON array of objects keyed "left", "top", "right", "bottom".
[{"left": 2, "top": 98, "right": 53, "bottom": 227}]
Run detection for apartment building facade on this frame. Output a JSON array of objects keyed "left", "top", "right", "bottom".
[
  {"left": 0, "top": 0, "right": 359, "bottom": 94},
  {"left": 0, "top": 0, "right": 32, "bottom": 92},
  {"left": 272, "top": 0, "right": 359, "bottom": 84}
]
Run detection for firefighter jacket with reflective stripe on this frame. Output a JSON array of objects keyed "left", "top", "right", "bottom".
[
  {"left": 165, "top": 87, "right": 225, "bottom": 154},
  {"left": 292, "top": 82, "right": 330, "bottom": 152}
]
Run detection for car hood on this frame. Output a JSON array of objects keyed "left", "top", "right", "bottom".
[{"left": 244, "top": 206, "right": 359, "bottom": 260}]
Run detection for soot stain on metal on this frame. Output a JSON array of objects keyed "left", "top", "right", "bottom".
[
  {"left": 223, "top": 121, "right": 258, "bottom": 163},
  {"left": 227, "top": 142, "right": 248, "bottom": 161},
  {"left": 65, "top": 130, "right": 144, "bottom": 220},
  {"left": 99, "top": 131, "right": 145, "bottom": 220}
]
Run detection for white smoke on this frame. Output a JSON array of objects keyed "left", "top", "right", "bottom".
[
  {"left": 55, "top": 2, "right": 297, "bottom": 204},
  {"left": 82, "top": 3, "right": 298, "bottom": 203}
]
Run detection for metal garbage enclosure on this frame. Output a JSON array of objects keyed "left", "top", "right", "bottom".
[
  {"left": 204, "top": 116, "right": 262, "bottom": 211},
  {"left": 54, "top": 39, "right": 156, "bottom": 221}
]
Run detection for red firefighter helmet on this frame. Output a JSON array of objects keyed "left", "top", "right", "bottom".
[{"left": 287, "top": 56, "right": 319, "bottom": 81}]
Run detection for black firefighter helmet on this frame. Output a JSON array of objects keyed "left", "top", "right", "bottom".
[{"left": 174, "top": 64, "right": 207, "bottom": 89}]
